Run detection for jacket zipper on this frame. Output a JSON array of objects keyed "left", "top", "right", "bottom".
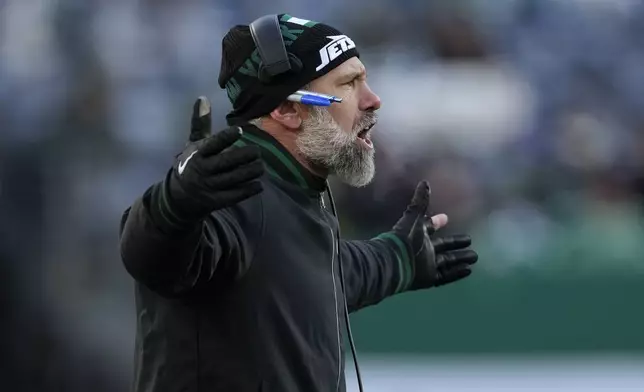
[{"left": 328, "top": 226, "right": 342, "bottom": 392}]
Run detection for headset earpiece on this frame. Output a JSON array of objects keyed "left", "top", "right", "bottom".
[
  {"left": 250, "top": 14, "right": 303, "bottom": 84},
  {"left": 257, "top": 53, "right": 303, "bottom": 84}
]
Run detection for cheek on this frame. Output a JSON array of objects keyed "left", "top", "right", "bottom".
[
  {"left": 340, "top": 117, "right": 355, "bottom": 133},
  {"left": 331, "top": 103, "right": 358, "bottom": 133}
]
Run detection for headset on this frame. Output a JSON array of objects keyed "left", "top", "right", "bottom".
[
  {"left": 249, "top": 14, "right": 365, "bottom": 392},
  {"left": 249, "top": 15, "right": 304, "bottom": 83}
]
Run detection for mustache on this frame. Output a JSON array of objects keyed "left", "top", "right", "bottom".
[{"left": 354, "top": 111, "right": 378, "bottom": 134}]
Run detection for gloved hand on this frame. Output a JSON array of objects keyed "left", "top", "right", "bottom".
[
  {"left": 152, "top": 97, "right": 265, "bottom": 231},
  {"left": 392, "top": 180, "right": 478, "bottom": 290}
]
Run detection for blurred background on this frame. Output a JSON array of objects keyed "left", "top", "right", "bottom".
[{"left": 2, "top": 0, "right": 644, "bottom": 391}]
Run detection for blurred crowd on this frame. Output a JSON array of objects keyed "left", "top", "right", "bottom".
[{"left": 2, "top": 0, "right": 644, "bottom": 390}]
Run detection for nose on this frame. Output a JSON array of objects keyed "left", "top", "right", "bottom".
[{"left": 359, "top": 83, "right": 381, "bottom": 111}]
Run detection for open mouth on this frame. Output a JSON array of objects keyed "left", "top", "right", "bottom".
[{"left": 356, "top": 123, "right": 375, "bottom": 149}]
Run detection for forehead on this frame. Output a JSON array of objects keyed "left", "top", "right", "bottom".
[{"left": 314, "top": 57, "right": 366, "bottom": 84}]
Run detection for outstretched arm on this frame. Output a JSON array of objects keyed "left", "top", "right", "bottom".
[
  {"left": 340, "top": 181, "right": 478, "bottom": 312},
  {"left": 340, "top": 233, "right": 411, "bottom": 312},
  {"left": 119, "top": 181, "right": 262, "bottom": 297},
  {"left": 119, "top": 97, "right": 264, "bottom": 297}
]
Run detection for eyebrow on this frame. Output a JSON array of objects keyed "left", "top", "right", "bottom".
[{"left": 339, "top": 69, "right": 366, "bottom": 82}]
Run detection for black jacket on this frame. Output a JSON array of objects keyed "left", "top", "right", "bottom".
[{"left": 119, "top": 125, "right": 413, "bottom": 392}]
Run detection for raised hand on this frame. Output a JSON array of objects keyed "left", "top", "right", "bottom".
[
  {"left": 391, "top": 180, "right": 478, "bottom": 290},
  {"left": 155, "top": 97, "right": 265, "bottom": 230}
]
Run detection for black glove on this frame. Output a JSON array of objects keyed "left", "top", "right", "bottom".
[
  {"left": 151, "top": 97, "right": 265, "bottom": 231},
  {"left": 392, "top": 180, "right": 478, "bottom": 290}
]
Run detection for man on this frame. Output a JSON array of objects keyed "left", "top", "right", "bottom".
[{"left": 119, "top": 14, "right": 478, "bottom": 392}]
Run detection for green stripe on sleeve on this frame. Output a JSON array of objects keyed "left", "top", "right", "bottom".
[
  {"left": 158, "top": 182, "right": 189, "bottom": 228},
  {"left": 393, "top": 253, "right": 405, "bottom": 294},
  {"left": 376, "top": 232, "right": 413, "bottom": 292}
]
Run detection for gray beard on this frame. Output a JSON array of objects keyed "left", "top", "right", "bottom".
[{"left": 296, "top": 106, "right": 376, "bottom": 188}]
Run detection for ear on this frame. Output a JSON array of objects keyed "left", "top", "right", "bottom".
[{"left": 268, "top": 101, "right": 303, "bottom": 130}]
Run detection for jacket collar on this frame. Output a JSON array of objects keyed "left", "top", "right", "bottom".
[{"left": 234, "top": 124, "right": 328, "bottom": 193}]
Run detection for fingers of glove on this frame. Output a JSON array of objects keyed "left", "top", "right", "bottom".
[
  {"left": 408, "top": 180, "right": 431, "bottom": 216},
  {"left": 436, "top": 249, "right": 478, "bottom": 270},
  {"left": 212, "top": 180, "right": 264, "bottom": 209},
  {"left": 433, "top": 234, "right": 472, "bottom": 253},
  {"left": 437, "top": 266, "right": 472, "bottom": 287},
  {"left": 199, "top": 127, "right": 244, "bottom": 157},
  {"left": 204, "top": 160, "right": 265, "bottom": 190},
  {"left": 393, "top": 180, "right": 432, "bottom": 235},
  {"left": 189, "top": 97, "right": 212, "bottom": 142},
  {"left": 408, "top": 214, "right": 428, "bottom": 254},
  {"left": 201, "top": 145, "right": 261, "bottom": 174}
]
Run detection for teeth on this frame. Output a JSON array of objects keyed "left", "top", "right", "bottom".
[{"left": 356, "top": 123, "right": 374, "bottom": 138}]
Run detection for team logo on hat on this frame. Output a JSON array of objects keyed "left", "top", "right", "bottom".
[{"left": 316, "top": 35, "right": 356, "bottom": 72}]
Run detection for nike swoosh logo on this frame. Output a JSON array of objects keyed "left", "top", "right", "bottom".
[{"left": 178, "top": 150, "right": 198, "bottom": 175}]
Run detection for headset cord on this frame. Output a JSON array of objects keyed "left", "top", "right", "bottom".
[{"left": 327, "top": 183, "right": 364, "bottom": 392}]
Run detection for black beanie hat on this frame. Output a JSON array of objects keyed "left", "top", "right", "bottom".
[{"left": 218, "top": 14, "right": 360, "bottom": 126}]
